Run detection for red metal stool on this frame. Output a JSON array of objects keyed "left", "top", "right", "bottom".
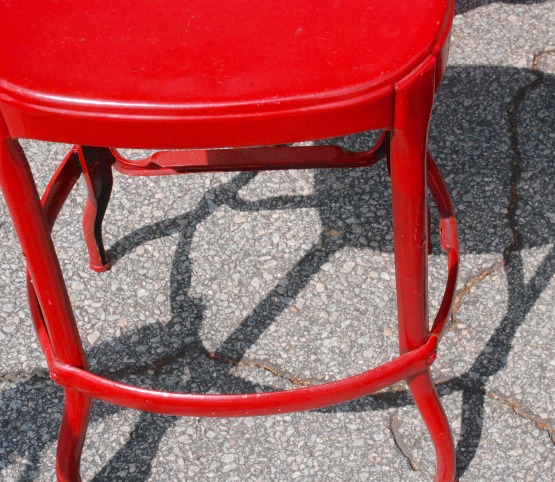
[{"left": 0, "top": 1, "right": 458, "bottom": 480}]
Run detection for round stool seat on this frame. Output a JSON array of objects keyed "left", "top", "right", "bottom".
[{"left": 0, "top": 0, "right": 452, "bottom": 147}]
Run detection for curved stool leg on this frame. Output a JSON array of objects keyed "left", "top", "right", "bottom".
[
  {"left": 407, "top": 370, "right": 456, "bottom": 481},
  {"left": 78, "top": 146, "right": 114, "bottom": 272},
  {"left": 41, "top": 150, "right": 82, "bottom": 227},
  {"left": 0, "top": 122, "right": 92, "bottom": 482},
  {"left": 26, "top": 149, "right": 83, "bottom": 363},
  {"left": 35, "top": 149, "right": 95, "bottom": 481},
  {"left": 390, "top": 58, "right": 456, "bottom": 482},
  {"left": 56, "top": 388, "right": 92, "bottom": 482}
]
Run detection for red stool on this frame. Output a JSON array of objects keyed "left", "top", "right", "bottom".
[{"left": 0, "top": 1, "right": 459, "bottom": 480}]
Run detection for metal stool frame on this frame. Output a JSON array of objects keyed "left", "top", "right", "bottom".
[{"left": 0, "top": 2, "right": 458, "bottom": 480}]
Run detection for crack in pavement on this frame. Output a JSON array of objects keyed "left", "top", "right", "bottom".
[
  {"left": 89, "top": 343, "right": 315, "bottom": 388},
  {"left": 1, "top": 349, "right": 314, "bottom": 391},
  {"left": 0, "top": 368, "right": 49, "bottom": 382},
  {"left": 388, "top": 410, "right": 421, "bottom": 472},
  {"left": 207, "top": 352, "right": 314, "bottom": 387},
  {"left": 487, "top": 391, "right": 555, "bottom": 445},
  {"left": 436, "top": 377, "right": 555, "bottom": 444},
  {"left": 450, "top": 259, "right": 505, "bottom": 328},
  {"left": 449, "top": 48, "right": 553, "bottom": 327}
]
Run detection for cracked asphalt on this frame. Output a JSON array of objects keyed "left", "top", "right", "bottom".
[{"left": 1, "top": 1, "right": 554, "bottom": 480}]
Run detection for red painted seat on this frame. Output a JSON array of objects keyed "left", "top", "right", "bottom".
[
  {"left": 0, "top": 1, "right": 459, "bottom": 481},
  {"left": 1, "top": 0, "right": 450, "bottom": 148}
]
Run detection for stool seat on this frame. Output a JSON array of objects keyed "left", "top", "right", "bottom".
[{"left": 0, "top": 0, "right": 451, "bottom": 148}]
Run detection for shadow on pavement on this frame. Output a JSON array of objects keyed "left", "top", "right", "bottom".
[{"left": 455, "top": 0, "right": 550, "bottom": 15}]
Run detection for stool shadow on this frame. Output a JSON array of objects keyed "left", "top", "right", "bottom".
[
  {"left": 0, "top": 65, "right": 553, "bottom": 480},
  {"left": 456, "top": 0, "right": 550, "bottom": 15}
]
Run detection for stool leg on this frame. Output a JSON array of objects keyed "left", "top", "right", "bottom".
[
  {"left": 407, "top": 370, "right": 456, "bottom": 481},
  {"left": 0, "top": 121, "right": 91, "bottom": 481},
  {"left": 41, "top": 150, "right": 82, "bottom": 227},
  {"left": 56, "top": 388, "right": 92, "bottom": 482},
  {"left": 390, "top": 59, "right": 456, "bottom": 482},
  {"left": 78, "top": 146, "right": 114, "bottom": 272}
]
